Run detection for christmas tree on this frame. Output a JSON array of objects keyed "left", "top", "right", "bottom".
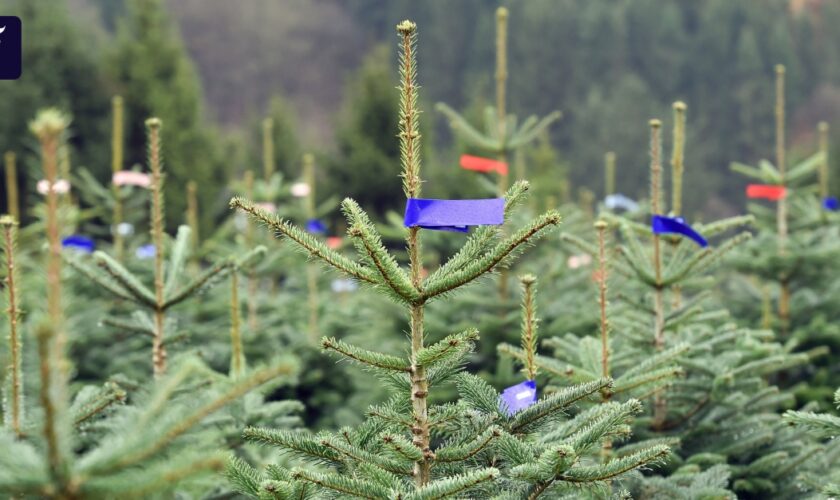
[{"left": 227, "top": 20, "right": 667, "bottom": 498}]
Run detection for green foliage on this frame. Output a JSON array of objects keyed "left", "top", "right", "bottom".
[
  {"left": 227, "top": 21, "right": 661, "bottom": 498},
  {"left": 108, "top": 0, "right": 223, "bottom": 232},
  {"left": 0, "top": 0, "right": 109, "bottom": 222}
]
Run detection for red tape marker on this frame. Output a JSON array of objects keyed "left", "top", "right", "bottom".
[
  {"left": 460, "top": 154, "right": 508, "bottom": 175},
  {"left": 746, "top": 184, "right": 786, "bottom": 201}
]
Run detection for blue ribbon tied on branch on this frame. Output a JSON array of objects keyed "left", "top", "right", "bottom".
[
  {"left": 499, "top": 379, "right": 537, "bottom": 416},
  {"left": 306, "top": 219, "right": 328, "bottom": 235},
  {"left": 823, "top": 196, "right": 839, "bottom": 211},
  {"left": 61, "top": 235, "right": 96, "bottom": 254},
  {"left": 403, "top": 198, "right": 505, "bottom": 232},
  {"left": 651, "top": 215, "right": 708, "bottom": 247}
]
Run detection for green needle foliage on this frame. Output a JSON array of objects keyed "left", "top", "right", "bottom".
[
  {"left": 226, "top": 20, "right": 663, "bottom": 499},
  {"left": 0, "top": 109, "right": 300, "bottom": 499},
  {"left": 64, "top": 118, "right": 255, "bottom": 378},
  {"left": 559, "top": 104, "right": 824, "bottom": 498},
  {"left": 727, "top": 66, "right": 840, "bottom": 408},
  {"left": 784, "top": 388, "right": 840, "bottom": 496}
]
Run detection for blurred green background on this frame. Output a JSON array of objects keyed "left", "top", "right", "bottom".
[{"left": 4, "top": 0, "right": 840, "bottom": 231}]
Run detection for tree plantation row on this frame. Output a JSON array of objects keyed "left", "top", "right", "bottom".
[{"left": 2, "top": 9, "right": 840, "bottom": 500}]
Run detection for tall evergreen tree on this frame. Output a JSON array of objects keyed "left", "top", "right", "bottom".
[
  {"left": 0, "top": 0, "right": 110, "bottom": 221},
  {"left": 227, "top": 20, "right": 667, "bottom": 499},
  {"left": 108, "top": 0, "right": 222, "bottom": 232},
  {"left": 247, "top": 96, "right": 301, "bottom": 181}
]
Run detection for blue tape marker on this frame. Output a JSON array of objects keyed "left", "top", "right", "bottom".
[
  {"left": 499, "top": 380, "right": 537, "bottom": 416},
  {"left": 306, "top": 219, "right": 327, "bottom": 235},
  {"left": 651, "top": 215, "right": 708, "bottom": 247},
  {"left": 136, "top": 244, "right": 156, "bottom": 259},
  {"left": 404, "top": 198, "right": 504, "bottom": 232},
  {"left": 61, "top": 235, "right": 95, "bottom": 254},
  {"left": 823, "top": 196, "right": 839, "bottom": 211}
]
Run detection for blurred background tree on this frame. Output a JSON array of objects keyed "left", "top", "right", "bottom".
[
  {"left": 107, "top": 0, "right": 226, "bottom": 232},
  {"left": 0, "top": 0, "right": 109, "bottom": 222},
  {"left": 5, "top": 0, "right": 840, "bottom": 228}
]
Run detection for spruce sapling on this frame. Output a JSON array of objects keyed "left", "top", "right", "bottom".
[{"left": 228, "top": 20, "right": 666, "bottom": 499}]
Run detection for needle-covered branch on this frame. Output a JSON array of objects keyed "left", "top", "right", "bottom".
[
  {"left": 230, "top": 197, "right": 378, "bottom": 284},
  {"left": 406, "top": 468, "right": 500, "bottom": 500},
  {"left": 426, "top": 180, "right": 531, "bottom": 284},
  {"left": 422, "top": 211, "right": 561, "bottom": 300},
  {"left": 93, "top": 251, "right": 157, "bottom": 306},
  {"left": 321, "top": 337, "right": 411, "bottom": 373},
  {"left": 415, "top": 328, "right": 478, "bottom": 369},
  {"left": 511, "top": 378, "right": 612, "bottom": 434},
  {"left": 342, "top": 198, "right": 419, "bottom": 303}
]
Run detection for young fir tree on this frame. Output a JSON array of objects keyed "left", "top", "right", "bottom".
[
  {"left": 65, "top": 118, "right": 252, "bottom": 379},
  {"left": 560, "top": 105, "right": 824, "bottom": 498},
  {"left": 108, "top": 0, "right": 222, "bottom": 232},
  {"left": 728, "top": 66, "right": 840, "bottom": 404},
  {"left": 435, "top": 7, "right": 561, "bottom": 300},
  {"left": 436, "top": 7, "right": 561, "bottom": 197},
  {"left": 226, "top": 21, "right": 667, "bottom": 499},
  {"left": 0, "top": 109, "right": 298, "bottom": 498}
]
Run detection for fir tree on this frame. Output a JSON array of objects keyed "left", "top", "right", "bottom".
[
  {"left": 65, "top": 118, "right": 254, "bottom": 378},
  {"left": 108, "top": 0, "right": 222, "bottom": 232},
  {"left": 728, "top": 65, "right": 840, "bottom": 404},
  {"left": 571, "top": 103, "right": 823, "bottom": 498},
  {"left": 0, "top": 0, "right": 110, "bottom": 214},
  {"left": 227, "top": 20, "right": 666, "bottom": 499},
  {"left": 0, "top": 108, "right": 299, "bottom": 498},
  {"left": 784, "top": 389, "right": 840, "bottom": 496}
]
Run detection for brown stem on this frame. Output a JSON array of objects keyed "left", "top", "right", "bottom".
[
  {"left": 596, "top": 222, "right": 610, "bottom": 382},
  {"left": 604, "top": 151, "right": 616, "bottom": 197},
  {"left": 36, "top": 327, "right": 68, "bottom": 490},
  {"left": 30, "top": 110, "right": 72, "bottom": 491},
  {"left": 649, "top": 119, "right": 665, "bottom": 343},
  {"left": 649, "top": 119, "right": 668, "bottom": 428},
  {"left": 112, "top": 96, "right": 125, "bottom": 261},
  {"left": 44, "top": 133, "right": 64, "bottom": 347},
  {"left": 671, "top": 102, "right": 687, "bottom": 217},
  {"left": 2, "top": 217, "right": 22, "bottom": 437},
  {"left": 262, "top": 118, "right": 274, "bottom": 181},
  {"left": 520, "top": 275, "right": 538, "bottom": 381},
  {"left": 230, "top": 272, "right": 243, "bottom": 377},
  {"left": 495, "top": 8, "right": 510, "bottom": 299},
  {"left": 148, "top": 119, "right": 167, "bottom": 378},
  {"left": 409, "top": 304, "right": 431, "bottom": 485},
  {"left": 775, "top": 66, "right": 790, "bottom": 335},
  {"left": 397, "top": 20, "right": 431, "bottom": 487},
  {"left": 187, "top": 180, "right": 200, "bottom": 250},
  {"left": 819, "top": 122, "right": 830, "bottom": 199},
  {"left": 596, "top": 220, "right": 612, "bottom": 459},
  {"left": 4, "top": 151, "right": 19, "bottom": 221}
]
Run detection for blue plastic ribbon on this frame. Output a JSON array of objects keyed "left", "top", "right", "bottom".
[
  {"left": 651, "top": 215, "right": 708, "bottom": 247},
  {"left": 499, "top": 380, "right": 537, "bottom": 416},
  {"left": 823, "top": 196, "right": 839, "bottom": 211},
  {"left": 136, "top": 244, "right": 156, "bottom": 259},
  {"left": 306, "top": 219, "right": 327, "bottom": 235},
  {"left": 404, "top": 198, "right": 504, "bottom": 232},
  {"left": 61, "top": 235, "right": 95, "bottom": 254}
]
